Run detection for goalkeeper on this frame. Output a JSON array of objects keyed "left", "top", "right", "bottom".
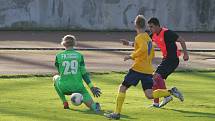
[{"left": 53, "top": 35, "right": 101, "bottom": 112}]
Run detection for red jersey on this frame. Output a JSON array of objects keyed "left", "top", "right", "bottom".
[{"left": 152, "top": 28, "right": 181, "bottom": 59}]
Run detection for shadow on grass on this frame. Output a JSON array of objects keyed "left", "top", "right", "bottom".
[
  {"left": 175, "top": 71, "right": 215, "bottom": 80},
  {"left": 0, "top": 108, "right": 70, "bottom": 121},
  {"left": 0, "top": 106, "right": 136, "bottom": 120},
  {"left": 162, "top": 108, "right": 215, "bottom": 119},
  {"left": 68, "top": 108, "right": 136, "bottom": 120}
]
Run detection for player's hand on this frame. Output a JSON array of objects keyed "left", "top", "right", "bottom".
[
  {"left": 120, "top": 39, "right": 129, "bottom": 46},
  {"left": 183, "top": 52, "right": 189, "bottom": 61},
  {"left": 124, "top": 55, "right": 132, "bottom": 61},
  {"left": 90, "top": 87, "right": 102, "bottom": 98}
]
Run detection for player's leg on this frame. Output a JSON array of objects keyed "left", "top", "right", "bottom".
[
  {"left": 143, "top": 75, "right": 171, "bottom": 99},
  {"left": 157, "top": 71, "right": 173, "bottom": 108},
  {"left": 105, "top": 69, "right": 139, "bottom": 120},
  {"left": 152, "top": 58, "right": 170, "bottom": 106},
  {"left": 154, "top": 73, "right": 167, "bottom": 89},
  {"left": 144, "top": 76, "right": 183, "bottom": 106},
  {"left": 153, "top": 58, "right": 175, "bottom": 107},
  {"left": 115, "top": 69, "right": 141, "bottom": 115},
  {"left": 53, "top": 75, "right": 69, "bottom": 109},
  {"left": 140, "top": 74, "right": 171, "bottom": 99},
  {"left": 81, "top": 88, "right": 101, "bottom": 113},
  {"left": 159, "top": 58, "right": 180, "bottom": 107},
  {"left": 104, "top": 84, "right": 128, "bottom": 120},
  {"left": 145, "top": 87, "right": 183, "bottom": 101},
  {"left": 144, "top": 89, "right": 171, "bottom": 99},
  {"left": 143, "top": 77, "right": 183, "bottom": 107},
  {"left": 152, "top": 72, "right": 168, "bottom": 107},
  {"left": 115, "top": 84, "right": 128, "bottom": 114},
  {"left": 154, "top": 73, "right": 173, "bottom": 108},
  {"left": 152, "top": 83, "right": 160, "bottom": 107},
  {"left": 141, "top": 74, "right": 183, "bottom": 105}
]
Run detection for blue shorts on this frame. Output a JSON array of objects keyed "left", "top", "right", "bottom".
[{"left": 122, "top": 69, "right": 153, "bottom": 90}]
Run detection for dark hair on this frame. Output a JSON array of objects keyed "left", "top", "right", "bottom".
[{"left": 148, "top": 17, "right": 160, "bottom": 26}]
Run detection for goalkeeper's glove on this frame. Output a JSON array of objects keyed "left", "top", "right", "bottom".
[{"left": 90, "top": 87, "right": 102, "bottom": 98}]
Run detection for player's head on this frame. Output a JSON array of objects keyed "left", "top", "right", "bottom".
[
  {"left": 61, "top": 35, "right": 77, "bottom": 48},
  {"left": 148, "top": 17, "right": 161, "bottom": 33},
  {"left": 134, "top": 15, "right": 146, "bottom": 31}
]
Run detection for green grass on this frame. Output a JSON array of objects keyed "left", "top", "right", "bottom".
[{"left": 0, "top": 72, "right": 215, "bottom": 121}]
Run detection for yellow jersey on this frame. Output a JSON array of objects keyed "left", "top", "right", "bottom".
[{"left": 130, "top": 32, "right": 155, "bottom": 74}]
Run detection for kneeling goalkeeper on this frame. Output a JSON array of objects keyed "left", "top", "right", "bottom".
[{"left": 53, "top": 35, "right": 101, "bottom": 112}]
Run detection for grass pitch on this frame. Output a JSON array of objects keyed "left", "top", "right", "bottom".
[{"left": 0, "top": 72, "right": 214, "bottom": 121}]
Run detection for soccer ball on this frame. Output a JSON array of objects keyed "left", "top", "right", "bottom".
[{"left": 70, "top": 93, "right": 83, "bottom": 106}]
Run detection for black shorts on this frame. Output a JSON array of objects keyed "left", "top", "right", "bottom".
[
  {"left": 122, "top": 69, "right": 153, "bottom": 90},
  {"left": 155, "top": 58, "right": 179, "bottom": 79}
]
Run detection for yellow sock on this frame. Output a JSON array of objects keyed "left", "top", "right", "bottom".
[
  {"left": 153, "top": 89, "right": 171, "bottom": 98},
  {"left": 114, "top": 92, "right": 126, "bottom": 114}
]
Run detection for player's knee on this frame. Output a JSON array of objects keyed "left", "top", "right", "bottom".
[
  {"left": 152, "top": 84, "right": 158, "bottom": 90},
  {"left": 53, "top": 75, "right": 60, "bottom": 83},
  {"left": 119, "top": 84, "right": 127, "bottom": 93},
  {"left": 145, "top": 93, "right": 153, "bottom": 99},
  {"left": 146, "top": 94, "right": 153, "bottom": 99},
  {"left": 153, "top": 73, "right": 164, "bottom": 84},
  {"left": 153, "top": 73, "right": 162, "bottom": 81},
  {"left": 144, "top": 89, "right": 154, "bottom": 99}
]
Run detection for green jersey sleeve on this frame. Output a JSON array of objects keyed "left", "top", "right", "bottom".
[
  {"left": 80, "top": 54, "right": 94, "bottom": 88},
  {"left": 80, "top": 55, "right": 87, "bottom": 75}
]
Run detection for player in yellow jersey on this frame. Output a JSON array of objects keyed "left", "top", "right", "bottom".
[{"left": 104, "top": 15, "right": 184, "bottom": 120}]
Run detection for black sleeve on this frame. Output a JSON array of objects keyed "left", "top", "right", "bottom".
[
  {"left": 164, "top": 30, "right": 179, "bottom": 42},
  {"left": 80, "top": 55, "right": 85, "bottom": 67},
  {"left": 55, "top": 56, "right": 60, "bottom": 73},
  {"left": 149, "top": 33, "right": 153, "bottom": 39},
  {"left": 145, "top": 30, "right": 153, "bottom": 39}
]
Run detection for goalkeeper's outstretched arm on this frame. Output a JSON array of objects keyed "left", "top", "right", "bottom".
[
  {"left": 82, "top": 73, "right": 102, "bottom": 97},
  {"left": 82, "top": 72, "right": 94, "bottom": 88}
]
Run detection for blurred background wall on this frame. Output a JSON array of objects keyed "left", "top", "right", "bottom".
[{"left": 0, "top": 0, "right": 214, "bottom": 31}]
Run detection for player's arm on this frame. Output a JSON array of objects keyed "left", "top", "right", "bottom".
[
  {"left": 121, "top": 39, "right": 134, "bottom": 47},
  {"left": 130, "top": 38, "right": 147, "bottom": 59},
  {"left": 79, "top": 55, "right": 93, "bottom": 88},
  {"left": 124, "top": 38, "right": 147, "bottom": 61},
  {"left": 82, "top": 73, "right": 93, "bottom": 88},
  {"left": 165, "top": 30, "right": 189, "bottom": 61},
  {"left": 176, "top": 37, "right": 189, "bottom": 61},
  {"left": 123, "top": 30, "right": 152, "bottom": 47},
  {"left": 80, "top": 55, "right": 101, "bottom": 97}
]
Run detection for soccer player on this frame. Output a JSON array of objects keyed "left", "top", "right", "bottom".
[
  {"left": 148, "top": 17, "right": 189, "bottom": 107},
  {"left": 53, "top": 35, "right": 102, "bottom": 112},
  {"left": 104, "top": 15, "right": 184, "bottom": 120},
  {"left": 122, "top": 17, "right": 189, "bottom": 108}
]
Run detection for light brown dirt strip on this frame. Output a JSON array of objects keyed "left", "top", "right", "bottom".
[{"left": 0, "top": 31, "right": 214, "bottom": 75}]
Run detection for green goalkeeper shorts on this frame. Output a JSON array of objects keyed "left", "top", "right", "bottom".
[{"left": 54, "top": 75, "right": 92, "bottom": 103}]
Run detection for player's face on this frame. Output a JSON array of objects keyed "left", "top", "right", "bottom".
[{"left": 148, "top": 23, "right": 157, "bottom": 33}]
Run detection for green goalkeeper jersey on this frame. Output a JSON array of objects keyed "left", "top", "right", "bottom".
[{"left": 55, "top": 49, "right": 87, "bottom": 91}]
